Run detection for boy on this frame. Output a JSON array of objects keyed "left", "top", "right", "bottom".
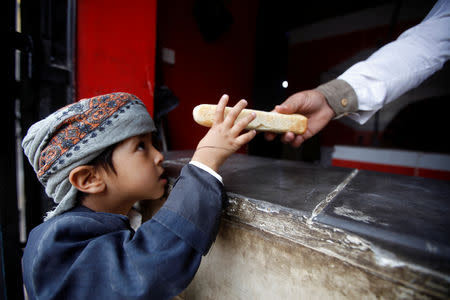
[{"left": 21, "top": 92, "right": 256, "bottom": 300}]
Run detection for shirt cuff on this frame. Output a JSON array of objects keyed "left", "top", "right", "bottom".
[
  {"left": 189, "top": 161, "right": 223, "bottom": 184},
  {"left": 315, "top": 79, "right": 358, "bottom": 119}
]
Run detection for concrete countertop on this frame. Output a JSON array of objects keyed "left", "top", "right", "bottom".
[{"left": 162, "top": 150, "right": 450, "bottom": 298}]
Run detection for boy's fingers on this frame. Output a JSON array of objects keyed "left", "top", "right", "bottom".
[
  {"left": 231, "top": 112, "right": 256, "bottom": 136},
  {"left": 224, "top": 99, "right": 247, "bottom": 127},
  {"left": 214, "top": 94, "right": 229, "bottom": 124},
  {"left": 235, "top": 129, "right": 257, "bottom": 145}
]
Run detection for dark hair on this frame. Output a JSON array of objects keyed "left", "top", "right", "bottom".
[
  {"left": 88, "top": 142, "right": 118, "bottom": 173},
  {"left": 76, "top": 142, "right": 118, "bottom": 201}
]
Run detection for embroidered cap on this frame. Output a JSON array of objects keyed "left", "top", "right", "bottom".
[{"left": 22, "top": 92, "right": 156, "bottom": 220}]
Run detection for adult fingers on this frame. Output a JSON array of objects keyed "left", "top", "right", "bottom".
[
  {"left": 264, "top": 132, "right": 277, "bottom": 141},
  {"left": 280, "top": 132, "right": 305, "bottom": 148},
  {"left": 280, "top": 132, "right": 295, "bottom": 144},
  {"left": 275, "top": 92, "right": 307, "bottom": 115},
  {"left": 214, "top": 94, "right": 229, "bottom": 124},
  {"left": 291, "top": 135, "right": 306, "bottom": 148},
  {"left": 288, "top": 127, "right": 316, "bottom": 148}
]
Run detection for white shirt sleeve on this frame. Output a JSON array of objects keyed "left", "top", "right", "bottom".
[
  {"left": 338, "top": 0, "right": 450, "bottom": 124},
  {"left": 189, "top": 160, "right": 223, "bottom": 184}
]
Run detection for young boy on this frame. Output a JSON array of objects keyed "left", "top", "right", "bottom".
[{"left": 21, "top": 92, "right": 256, "bottom": 300}]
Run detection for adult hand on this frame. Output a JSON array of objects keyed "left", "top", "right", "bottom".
[{"left": 265, "top": 90, "right": 335, "bottom": 147}]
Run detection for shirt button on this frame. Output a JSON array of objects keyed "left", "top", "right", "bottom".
[{"left": 341, "top": 98, "right": 348, "bottom": 107}]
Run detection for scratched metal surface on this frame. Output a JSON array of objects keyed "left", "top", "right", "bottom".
[
  {"left": 220, "top": 154, "right": 352, "bottom": 216},
  {"left": 163, "top": 151, "right": 353, "bottom": 217},
  {"left": 314, "top": 170, "right": 450, "bottom": 273}
]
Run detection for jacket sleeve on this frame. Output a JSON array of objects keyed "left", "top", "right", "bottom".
[{"left": 23, "top": 164, "right": 224, "bottom": 300}]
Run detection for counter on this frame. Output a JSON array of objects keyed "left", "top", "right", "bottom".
[{"left": 149, "top": 151, "right": 450, "bottom": 299}]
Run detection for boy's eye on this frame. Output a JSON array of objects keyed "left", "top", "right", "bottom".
[{"left": 137, "top": 141, "right": 146, "bottom": 150}]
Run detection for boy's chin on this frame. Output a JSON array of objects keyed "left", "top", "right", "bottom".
[{"left": 154, "top": 187, "right": 166, "bottom": 200}]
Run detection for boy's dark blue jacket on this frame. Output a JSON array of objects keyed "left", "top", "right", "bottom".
[{"left": 22, "top": 164, "right": 224, "bottom": 300}]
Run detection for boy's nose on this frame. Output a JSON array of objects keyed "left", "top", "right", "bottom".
[{"left": 155, "top": 149, "right": 164, "bottom": 165}]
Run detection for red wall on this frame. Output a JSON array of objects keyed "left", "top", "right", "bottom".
[
  {"left": 158, "top": 0, "right": 258, "bottom": 150},
  {"left": 77, "top": 0, "right": 157, "bottom": 115}
]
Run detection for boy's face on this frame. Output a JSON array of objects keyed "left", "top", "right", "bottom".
[{"left": 104, "top": 133, "right": 166, "bottom": 203}]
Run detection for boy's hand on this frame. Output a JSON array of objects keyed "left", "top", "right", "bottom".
[{"left": 192, "top": 94, "right": 257, "bottom": 172}]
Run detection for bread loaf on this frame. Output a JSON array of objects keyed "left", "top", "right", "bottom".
[{"left": 193, "top": 104, "right": 307, "bottom": 135}]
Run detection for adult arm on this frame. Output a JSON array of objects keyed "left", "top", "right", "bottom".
[
  {"left": 325, "top": 0, "right": 450, "bottom": 124},
  {"left": 267, "top": 0, "right": 450, "bottom": 147}
]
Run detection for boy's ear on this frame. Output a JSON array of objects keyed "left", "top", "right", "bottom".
[{"left": 69, "top": 165, "right": 106, "bottom": 194}]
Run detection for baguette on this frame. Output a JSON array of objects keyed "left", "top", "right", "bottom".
[{"left": 193, "top": 104, "right": 307, "bottom": 135}]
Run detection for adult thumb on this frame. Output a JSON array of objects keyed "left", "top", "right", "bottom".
[{"left": 275, "top": 92, "right": 306, "bottom": 114}]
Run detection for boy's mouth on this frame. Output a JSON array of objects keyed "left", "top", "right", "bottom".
[{"left": 159, "top": 172, "right": 167, "bottom": 184}]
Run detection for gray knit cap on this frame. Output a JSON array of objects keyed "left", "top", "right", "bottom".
[{"left": 22, "top": 92, "right": 156, "bottom": 220}]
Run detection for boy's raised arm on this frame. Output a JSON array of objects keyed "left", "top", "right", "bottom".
[{"left": 192, "top": 94, "right": 256, "bottom": 172}]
